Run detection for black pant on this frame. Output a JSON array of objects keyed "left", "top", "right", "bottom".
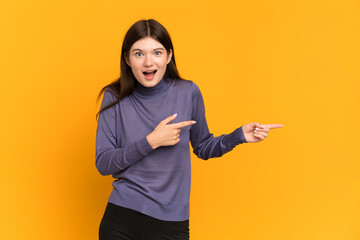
[{"left": 99, "top": 202, "right": 190, "bottom": 240}]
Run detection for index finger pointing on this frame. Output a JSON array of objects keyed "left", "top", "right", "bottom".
[
  {"left": 170, "top": 120, "right": 196, "bottom": 129},
  {"left": 262, "top": 124, "right": 284, "bottom": 129}
]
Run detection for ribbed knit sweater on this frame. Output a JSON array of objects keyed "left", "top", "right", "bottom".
[{"left": 95, "top": 78, "right": 247, "bottom": 221}]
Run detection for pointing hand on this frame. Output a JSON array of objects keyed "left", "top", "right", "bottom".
[
  {"left": 242, "top": 122, "right": 284, "bottom": 143},
  {"left": 146, "top": 114, "right": 196, "bottom": 149}
]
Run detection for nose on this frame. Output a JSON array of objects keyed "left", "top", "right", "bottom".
[{"left": 144, "top": 55, "right": 153, "bottom": 67}]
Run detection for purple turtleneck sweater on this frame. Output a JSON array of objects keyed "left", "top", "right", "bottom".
[{"left": 95, "top": 78, "right": 247, "bottom": 221}]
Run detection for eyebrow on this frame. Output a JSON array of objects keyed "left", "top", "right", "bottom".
[{"left": 132, "top": 48, "right": 165, "bottom": 52}]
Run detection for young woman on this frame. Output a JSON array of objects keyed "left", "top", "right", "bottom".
[{"left": 95, "top": 19, "right": 283, "bottom": 240}]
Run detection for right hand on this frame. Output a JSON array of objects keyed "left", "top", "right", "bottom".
[{"left": 146, "top": 114, "right": 196, "bottom": 149}]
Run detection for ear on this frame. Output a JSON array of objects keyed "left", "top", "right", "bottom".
[
  {"left": 125, "top": 54, "right": 131, "bottom": 67},
  {"left": 167, "top": 49, "right": 173, "bottom": 64}
]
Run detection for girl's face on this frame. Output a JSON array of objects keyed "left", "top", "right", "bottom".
[{"left": 126, "top": 37, "right": 172, "bottom": 88}]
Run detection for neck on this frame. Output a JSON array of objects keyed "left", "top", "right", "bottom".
[{"left": 134, "top": 78, "right": 170, "bottom": 98}]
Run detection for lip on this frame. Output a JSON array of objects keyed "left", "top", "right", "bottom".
[
  {"left": 143, "top": 69, "right": 157, "bottom": 81},
  {"left": 143, "top": 69, "right": 157, "bottom": 73}
]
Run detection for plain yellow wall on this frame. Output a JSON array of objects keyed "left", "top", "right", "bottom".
[{"left": 1, "top": 0, "right": 360, "bottom": 239}]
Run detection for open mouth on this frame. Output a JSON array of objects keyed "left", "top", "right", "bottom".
[
  {"left": 143, "top": 70, "right": 157, "bottom": 75},
  {"left": 143, "top": 70, "right": 157, "bottom": 80}
]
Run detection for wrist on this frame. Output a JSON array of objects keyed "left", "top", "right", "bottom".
[{"left": 146, "top": 133, "right": 159, "bottom": 149}]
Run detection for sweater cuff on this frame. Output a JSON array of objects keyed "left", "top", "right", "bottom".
[
  {"left": 222, "top": 126, "right": 247, "bottom": 148},
  {"left": 136, "top": 137, "right": 155, "bottom": 156},
  {"left": 239, "top": 126, "right": 247, "bottom": 143}
]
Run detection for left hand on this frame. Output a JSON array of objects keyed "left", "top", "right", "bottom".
[{"left": 242, "top": 122, "right": 284, "bottom": 143}]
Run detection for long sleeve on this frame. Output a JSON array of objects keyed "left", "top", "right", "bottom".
[
  {"left": 189, "top": 83, "right": 247, "bottom": 160},
  {"left": 95, "top": 89, "right": 154, "bottom": 176}
]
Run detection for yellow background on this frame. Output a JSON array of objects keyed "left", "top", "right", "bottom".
[{"left": 1, "top": 0, "right": 360, "bottom": 239}]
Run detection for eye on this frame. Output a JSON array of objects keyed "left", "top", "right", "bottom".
[
  {"left": 135, "top": 52, "right": 143, "bottom": 57},
  {"left": 154, "top": 51, "right": 162, "bottom": 56}
]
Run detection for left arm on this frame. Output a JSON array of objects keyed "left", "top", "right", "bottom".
[{"left": 189, "top": 82, "right": 247, "bottom": 160}]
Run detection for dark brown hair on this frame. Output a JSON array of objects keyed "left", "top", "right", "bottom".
[{"left": 96, "top": 19, "right": 183, "bottom": 120}]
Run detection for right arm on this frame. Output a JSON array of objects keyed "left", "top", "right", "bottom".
[{"left": 95, "top": 90, "right": 154, "bottom": 176}]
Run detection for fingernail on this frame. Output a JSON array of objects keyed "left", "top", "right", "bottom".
[
  {"left": 192, "top": 121, "right": 196, "bottom": 124},
  {"left": 255, "top": 128, "right": 259, "bottom": 130},
  {"left": 173, "top": 113, "right": 177, "bottom": 117}
]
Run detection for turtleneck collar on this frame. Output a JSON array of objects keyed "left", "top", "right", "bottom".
[{"left": 133, "top": 78, "right": 171, "bottom": 98}]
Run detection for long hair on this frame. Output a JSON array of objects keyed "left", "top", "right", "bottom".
[{"left": 96, "top": 19, "right": 183, "bottom": 121}]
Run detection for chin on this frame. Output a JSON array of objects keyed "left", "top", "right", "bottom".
[{"left": 144, "top": 78, "right": 161, "bottom": 87}]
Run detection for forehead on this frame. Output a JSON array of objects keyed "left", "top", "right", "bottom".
[{"left": 130, "top": 37, "right": 165, "bottom": 51}]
